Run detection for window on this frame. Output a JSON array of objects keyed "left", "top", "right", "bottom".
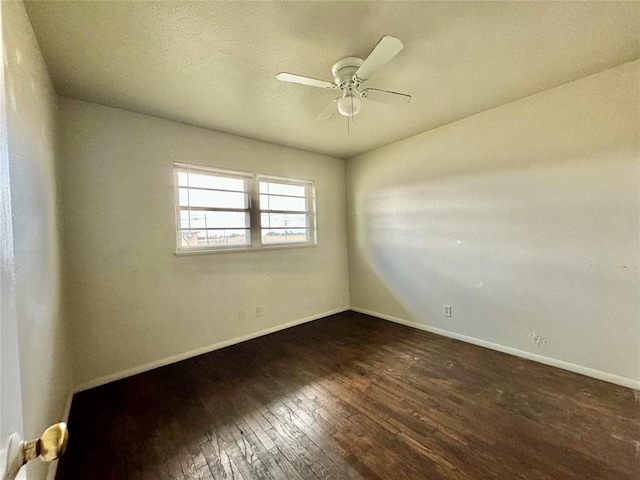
[
  {"left": 174, "top": 163, "right": 316, "bottom": 253},
  {"left": 174, "top": 163, "right": 252, "bottom": 252},
  {"left": 259, "top": 176, "right": 316, "bottom": 246}
]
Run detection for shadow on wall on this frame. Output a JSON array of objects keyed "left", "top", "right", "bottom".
[{"left": 356, "top": 154, "right": 639, "bottom": 379}]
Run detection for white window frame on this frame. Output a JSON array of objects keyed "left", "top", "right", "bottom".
[
  {"left": 173, "top": 162, "right": 317, "bottom": 254},
  {"left": 258, "top": 174, "right": 316, "bottom": 247},
  {"left": 174, "top": 162, "right": 253, "bottom": 254}
]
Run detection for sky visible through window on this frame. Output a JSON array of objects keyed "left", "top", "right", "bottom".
[
  {"left": 177, "top": 170, "right": 312, "bottom": 247},
  {"left": 178, "top": 171, "right": 250, "bottom": 246},
  {"left": 260, "top": 179, "right": 311, "bottom": 244}
]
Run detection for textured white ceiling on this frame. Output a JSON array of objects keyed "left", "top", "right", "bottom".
[{"left": 25, "top": 1, "right": 640, "bottom": 159}]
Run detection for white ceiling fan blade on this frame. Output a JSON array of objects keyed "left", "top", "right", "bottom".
[
  {"left": 276, "top": 72, "right": 336, "bottom": 90},
  {"left": 354, "top": 36, "right": 403, "bottom": 81},
  {"left": 316, "top": 98, "right": 339, "bottom": 121},
  {"left": 361, "top": 88, "right": 411, "bottom": 106}
]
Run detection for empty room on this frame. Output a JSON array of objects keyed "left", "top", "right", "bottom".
[{"left": 1, "top": 1, "right": 638, "bottom": 479}]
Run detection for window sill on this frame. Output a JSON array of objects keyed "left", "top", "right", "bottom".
[{"left": 175, "top": 242, "right": 318, "bottom": 256}]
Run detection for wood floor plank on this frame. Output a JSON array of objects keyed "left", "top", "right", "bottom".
[
  {"left": 56, "top": 312, "right": 640, "bottom": 479},
  {"left": 198, "top": 440, "right": 229, "bottom": 480}
]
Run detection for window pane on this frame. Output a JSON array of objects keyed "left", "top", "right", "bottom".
[
  {"left": 180, "top": 229, "right": 250, "bottom": 247},
  {"left": 175, "top": 164, "right": 316, "bottom": 252},
  {"left": 178, "top": 171, "right": 246, "bottom": 191},
  {"left": 260, "top": 194, "right": 306, "bottom": 212},
  {"left": 259, "top": 181, "right": 306, "bottom": 197},
  {"left": 180, "top": 210, "right": 249, "bottom": 229},
  {"left": 179, "top": 188, "right": 248, "bottom": 209},
  {"left": 260, "top": 213, "right": 307, "bottom": 229},
  {"left": 262, "top": 228, "right": 309, "bottom": 244}
]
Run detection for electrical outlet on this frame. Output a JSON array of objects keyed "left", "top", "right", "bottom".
[
  {"left": 256, "top": 306, "right": 264, "bottom": 317},
  {"left": 443, "top": 305, "right": 452, "bottom": 317}
]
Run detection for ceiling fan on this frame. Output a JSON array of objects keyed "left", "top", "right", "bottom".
[{"left": 276, "top": 36, "right": 411, "bottom": 121}]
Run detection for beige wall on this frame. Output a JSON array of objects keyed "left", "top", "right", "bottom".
[
  {"left": 59, "top": 98, "right": 349, "bottom": 386},
  {"left": 347, "top": 61, "right": 640, "bottom": 387},
  {"left": 4, "top": 3, "right": 637, "bottom": 433},
  {"left": 2, "top": 1, "right": 72, "bottom": 478}
]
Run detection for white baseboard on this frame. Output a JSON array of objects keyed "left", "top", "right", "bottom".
[
  {"left": 48, "top": 309, "right": 350, "bottom": 479},
  {"left": 44, "top": 304, "right": 637, "bottom": 480},
  {"left": 351, "top": 307, "right": 640, "bottom": 391},
  {"left": 73, "top": 306, "right": 350, "bottom": 394}
]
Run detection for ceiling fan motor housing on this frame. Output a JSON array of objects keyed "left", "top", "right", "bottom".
[
  {"left": 332, "top": 57, "right": 364, "bottom": 89},
  {"left": 276, "top": 36, "right": 410, "bottom": 121}
]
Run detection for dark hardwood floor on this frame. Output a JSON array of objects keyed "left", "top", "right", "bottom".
[{"left": 57, "top": 311, "right": 640, "bottom": 479}]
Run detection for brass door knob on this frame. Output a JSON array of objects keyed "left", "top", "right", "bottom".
[
  {"left": 3, "top": 423, "right": 69, "bottom": 480},
  {"left": 22, "top": 423, "right": 69, "bottom": 464}
]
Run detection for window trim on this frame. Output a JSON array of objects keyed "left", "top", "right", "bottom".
[
  {"left": 174, "top": 162, "right": 254, "bottom": 254},
  {"left": 173, "top": 163, "right": 317, "bottom": 255}
]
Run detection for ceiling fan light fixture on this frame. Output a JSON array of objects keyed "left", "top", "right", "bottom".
[
  {"left": 337, "top": 94, "right": 361, "bottom": 117},
  {"left": 276, "top": 36, "right": 410, "bottom": 122}
]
